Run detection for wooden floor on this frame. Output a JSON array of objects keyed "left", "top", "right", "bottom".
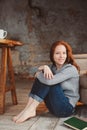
[{"left": 0, "top": 78, "right": 87, "bottom": 130}]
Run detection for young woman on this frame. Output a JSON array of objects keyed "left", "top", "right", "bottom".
[{"left": 13, "top": 40, "right": 80, "bottom": 123}]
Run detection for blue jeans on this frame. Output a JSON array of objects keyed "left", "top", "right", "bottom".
[{"left": 29, "top": 78, "right": 74, "bottom": 117}]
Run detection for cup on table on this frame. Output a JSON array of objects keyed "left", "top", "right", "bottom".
[{"left": 0, "top": 29, "right": 7, "bottom": 39}]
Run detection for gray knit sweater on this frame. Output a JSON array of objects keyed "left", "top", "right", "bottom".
[{"left": 37, "top": 64, "right": 80, "bottom": 107}]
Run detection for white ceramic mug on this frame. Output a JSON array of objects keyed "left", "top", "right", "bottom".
[{"left": 0, "top": 29, "right": 7, "bottom": 39}]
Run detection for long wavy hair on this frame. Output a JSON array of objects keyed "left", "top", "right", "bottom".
[{"left": 50, "top": 40, "right": 80, "bottom": 71}]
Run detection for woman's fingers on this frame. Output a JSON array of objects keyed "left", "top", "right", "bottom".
[
  {"left": 43, "top": 65, "right": 54, "bottom": 79},
  {"left": 44, "top": 72, "right": 54, "bottom": 79}
]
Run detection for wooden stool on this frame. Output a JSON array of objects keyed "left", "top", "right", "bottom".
[{"left": 0, "top": 39, "right": 23, "bottom": 114}]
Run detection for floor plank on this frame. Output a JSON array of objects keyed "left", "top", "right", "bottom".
[{"left": 29, "top": 116, "right": 58, "bottom": 130}]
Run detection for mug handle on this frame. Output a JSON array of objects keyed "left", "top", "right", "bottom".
[{"left": 3, "top": 31, "right": 7, "bottom": 38}]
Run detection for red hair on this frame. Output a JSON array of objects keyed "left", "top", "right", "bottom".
[{"left": 50, "top": 40, "right": 80, "bottom": 71}]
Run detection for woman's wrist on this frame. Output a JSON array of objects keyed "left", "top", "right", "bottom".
[
  {"left": 38, "top": 65, "right": 46, "bottom": 71},
  {"left": 34, "top": 65, "right": 45, "bottom": 77}
]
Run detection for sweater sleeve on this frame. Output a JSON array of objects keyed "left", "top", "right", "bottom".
[{"left": 37, "top": 65, "right": 79, "bottom": 85}]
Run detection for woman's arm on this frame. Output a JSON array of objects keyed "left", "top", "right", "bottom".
[
  {"left": 36, "top": 65, "right": 79, "bottom": 85},
  {"left": 35, "top": 65, "right": 54, "bottom": 79}
]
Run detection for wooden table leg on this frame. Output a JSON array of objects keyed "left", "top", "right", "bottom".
[
  {"left": 0, "top": 47, "right": 18, "bottom": 114},
  {"left": 7, "top": 48, "right": 17, "bottom": 105},
  {"left": 0, "top": 48, "right": 7, "bottom": 113}
]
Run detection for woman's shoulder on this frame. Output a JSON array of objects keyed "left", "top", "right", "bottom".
[
  {"left": 63, "top": 64, "right": 79, "bottom": 75},
  {"left": 64, "top": 63, "right": 77, "bottom": 69}
]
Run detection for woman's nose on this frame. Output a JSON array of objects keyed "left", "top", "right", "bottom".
[{"left": 60, "top": 54, "right": 63, "bottom": 57}]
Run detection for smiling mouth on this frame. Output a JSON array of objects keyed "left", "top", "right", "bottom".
[{"left": 59, "top": 59, "right": 65, "bottom": 61}]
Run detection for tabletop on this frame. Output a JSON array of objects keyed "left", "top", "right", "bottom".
[{"left": 0, "top": 39, "right": 23, "bottom": 47}]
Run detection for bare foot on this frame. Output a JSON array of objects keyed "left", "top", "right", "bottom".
[
  {"left": 13, "top": 98, "right": 39, "bottom": 123},
  {"left": 13, "top": 110, "right": 25, "bottom": 122},
  {"left": 13, "top": 104, "right": 31, "bottom": 122},
  {"left": 14, "top": 108, "right": 36, "bottom": 123},
  {"left": 13, "top": 97, "right": 34, "bottom": 122}
]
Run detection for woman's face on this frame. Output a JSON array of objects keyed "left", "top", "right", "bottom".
[{"left": 53, "top": 45, "right": 67, "bottom": 68}]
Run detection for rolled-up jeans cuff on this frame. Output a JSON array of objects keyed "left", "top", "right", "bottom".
[{"left": 29, "top": 93, "right": 43, "bottom": 102}]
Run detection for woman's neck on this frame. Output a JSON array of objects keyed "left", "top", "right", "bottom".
[{"left": 56, "top": 64, "right": 63, "bottom": 70}]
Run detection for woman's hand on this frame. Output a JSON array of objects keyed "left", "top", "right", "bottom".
[
  {"left": 34, "top": 71, "right": 40, "bottom": 78},
  {"left": 44, "top": 65, "right": 54, "bottom": 79},
  {"left": 38, "top": 65, "right": 54, "bottom": 79}
]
